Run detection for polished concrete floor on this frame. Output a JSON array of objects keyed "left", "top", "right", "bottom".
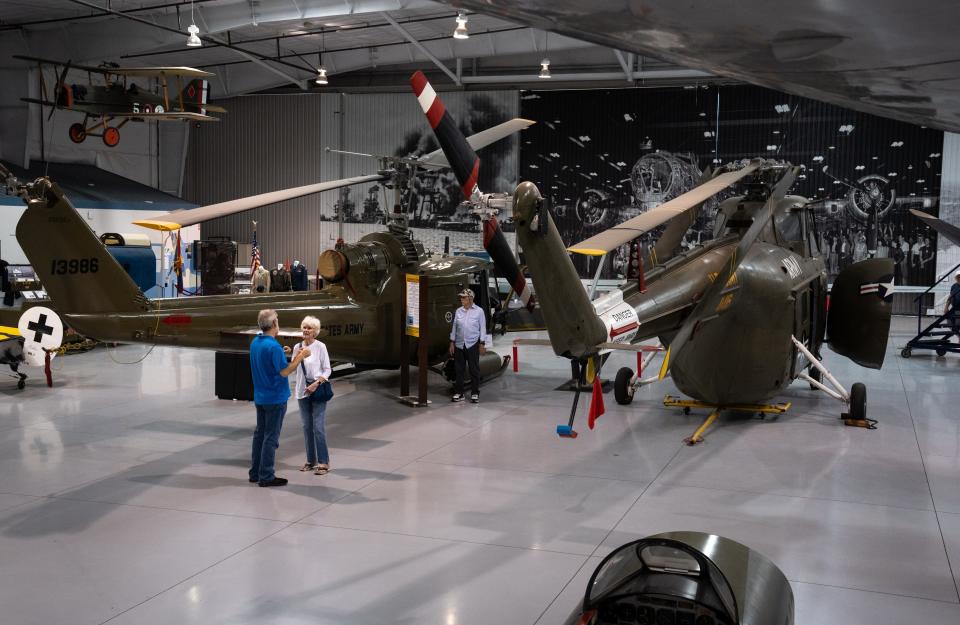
[{"left": 2, "top": 324, "right": 959, "bottom": 625}]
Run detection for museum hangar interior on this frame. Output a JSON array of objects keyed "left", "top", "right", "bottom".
[{"left": 1, "top": 2, "right": 960, "bottom": 624}]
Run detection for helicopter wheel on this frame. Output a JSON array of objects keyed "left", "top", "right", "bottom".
[
  {"left": 848, "top": 382, "right": 866, "bottom": 421},
  {"left": 901, "top": 347, "right": 912, "bottom": 359},
  {"left": 614, "top": 367, "right": 634, "bottom": 405},
  {"left": 102, "top": 126, "right": 120, "bottom": 147},
  {"left": 68, "top": 123, "right": 86, "bottom": 143},
  {"left": 936, "top": 346, "right": 947, "bottom": 357}
]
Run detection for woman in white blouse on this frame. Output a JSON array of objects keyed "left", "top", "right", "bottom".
[{"left": 292, "top": 315, "right": 333, "bottom": 474}]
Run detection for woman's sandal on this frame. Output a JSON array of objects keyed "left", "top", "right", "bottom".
[
  {"left": 300, "top": 463, "right": 316, "bottom": 472},
  {"left": 314, "top": 464, "right": 329, "bottom": 475}
]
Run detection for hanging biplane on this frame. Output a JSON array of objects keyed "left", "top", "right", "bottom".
[{"left": 14, "top": 55, "right": 225, "bottom": 147}]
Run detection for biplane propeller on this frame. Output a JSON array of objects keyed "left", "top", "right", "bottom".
[
  {"left": 15, "top": 55, "right": 225, "bottom": 147},
  {"left": 512, "top": 159, "right": 896, "bottom": 443}
]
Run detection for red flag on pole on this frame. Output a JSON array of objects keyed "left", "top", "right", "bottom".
[{"left": 587, "top": 374, "right": 605, "bottom": 429}]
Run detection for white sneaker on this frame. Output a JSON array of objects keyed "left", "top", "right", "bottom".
[
  {"left": 452, "top": 394, "right": 464, "bottom": 402},
  {"left": 470, "top": 393, "right": 479, "bottom": 403}
]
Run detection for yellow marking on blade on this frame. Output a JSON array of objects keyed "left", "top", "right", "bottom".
[
  {"left": 658, "top": 346, "right": 671, "bottom": 380},
  {"left": 132, "top": 219, "right": 183, "bottom": 232},
  {"left": 0, "top": 325, "right": 20, "bottom": 336},
  {"left": 568, "top": 248, "right": 608, "bottom": 256}
]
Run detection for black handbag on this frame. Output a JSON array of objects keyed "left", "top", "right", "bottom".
[{"left": 299, "top": 346, "right": 334, "bottom": 403}]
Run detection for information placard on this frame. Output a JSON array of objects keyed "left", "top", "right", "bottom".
[{"left": 405, "top": 274, "right": 420, "bottom": 337}]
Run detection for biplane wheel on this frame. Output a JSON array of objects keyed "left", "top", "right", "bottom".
[
  {"left": 936, "top": 346, "right": 947, "bottom": 357},
  {"left": 614, "top": 367, "right": 634, "bottom": 405},
  {"left": 102, "top": 126, "right": 120, "bottom": 147},
  {"left": 17, "top": 379, "right": 25, "bottom": 390},
  {"left": 900, "top": 347, "right": 912, "bottom": 359},
  {"left": 809, "top": 365, "right": 822, "bottom": 389},
  {"left": 68, "top": 123, "right": 86, "bottom": 143},
  {"left": 849, "top": 382, "right": 866, "bottom": 421}
]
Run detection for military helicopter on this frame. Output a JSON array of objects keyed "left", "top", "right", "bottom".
[
  {"left": 512, "top": 159, "right": 896, "bottom": 443},
  {"left": 6, "top": 105, "right": 531, "bottom": 383}
]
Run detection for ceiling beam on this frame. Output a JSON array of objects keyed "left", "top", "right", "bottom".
[
  {"left": 380, "top": 11, "right": 460, "bottom": 86},
  {"left": 65, "top": 0, "right": 314, "bottom": 89}
]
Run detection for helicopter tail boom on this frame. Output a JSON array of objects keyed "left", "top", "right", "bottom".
[
  {"left": 514, "top": 182, "right": 607, "bottom": 358},
  {"left": 16, "top": 178, "right": 149, "bottom": 317}
]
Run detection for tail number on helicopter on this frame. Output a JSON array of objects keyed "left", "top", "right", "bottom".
[{"left": 50, "top": 258, "right": 99, "bottom": 275}]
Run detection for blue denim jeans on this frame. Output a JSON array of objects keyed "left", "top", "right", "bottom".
[
  {"left": 297, "top": 397, "right": 329, "bottom": 465},
  {"left": 250, "top": 403, "right": 287, "bottom": 483}
]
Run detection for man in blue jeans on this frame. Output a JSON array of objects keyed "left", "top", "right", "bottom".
[{"left": 249, "top": 309, "right": 310, "bottom": 487}]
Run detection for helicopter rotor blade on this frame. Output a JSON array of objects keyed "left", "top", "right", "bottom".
[
  {"left": 133, "top": 173, "right": 389, "bottom": 231},
  {"left": 910, "top": 209, "right": 960, "bottom": 249},
  {"left": 410, "top": 70, "right": 535, "bottom": 311}
]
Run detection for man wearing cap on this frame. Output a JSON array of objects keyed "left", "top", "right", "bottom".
[
  {"left": 449, "top": 288, "right": 486, "bottom": 403},
  {"left": 945, "top": 271, "right": 960, "bottom": 339}
]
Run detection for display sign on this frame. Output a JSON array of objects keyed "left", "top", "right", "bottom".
[{"left": 405, "top": 273, "right": 420, "bottom": 337}]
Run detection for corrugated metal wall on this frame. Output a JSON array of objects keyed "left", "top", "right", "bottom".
[
  {"left": 936, "top": 132, "right": 960, "bottom": 278},
  {"left": 183, "top": 90, "right": 518, "bottom": 270}
]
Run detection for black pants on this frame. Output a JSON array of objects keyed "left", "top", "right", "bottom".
[{"left": 454, "top": 343, "right": 481, "bottom": 395}]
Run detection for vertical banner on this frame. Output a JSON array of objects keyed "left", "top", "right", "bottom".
[{"left": 405, "top": 273, "right": 420, "bottom": 337}]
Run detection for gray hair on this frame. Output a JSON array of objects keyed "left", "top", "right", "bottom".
[
  {"left": 301, "top": 315, "right": 321, "bottom": 332},
  {"left": 257, "top": 309, "right": 278, "bottom": 331}
]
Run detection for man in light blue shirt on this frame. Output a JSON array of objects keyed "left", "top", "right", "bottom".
[{"left": 448, "top": 288, "right": 486, "bottom": 403}]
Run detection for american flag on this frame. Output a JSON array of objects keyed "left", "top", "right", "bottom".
[{"left": 250, "top": 222, "right": 261, "bottom": 273}]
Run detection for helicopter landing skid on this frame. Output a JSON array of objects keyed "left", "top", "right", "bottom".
[{"left": 663, "top": 396, "right": 792, "bottom": 445}]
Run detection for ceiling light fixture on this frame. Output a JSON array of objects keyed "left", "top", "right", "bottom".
[
  {"left": 453, "top": 11, "right": 469, "bottom": 39},
  {"left": 186, "top": 2, "right": 201, "bottom": 47},
  {"left": 538, "top": 58, "right": 551, "bottom": 79},
  {"left": 316, "top": 29, "right": 329, "bottom": 85},
  {"left": 538, "top": 31, "right": 551, "bottom": 78}
]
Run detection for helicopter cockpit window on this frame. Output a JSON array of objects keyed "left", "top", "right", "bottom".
[{"left": 774, "top": 208, "right": 806, "bottom": 256}]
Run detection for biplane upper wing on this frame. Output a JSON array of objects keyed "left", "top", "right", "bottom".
[
  {"left": 568, "top": 161, "right": 761, "bottom": 256},
  {"left": 13, "top": 55, "right": 212, "bottom": 78},
  {"left": 102, "top": 112, "right": 220, "bottom": 121}
]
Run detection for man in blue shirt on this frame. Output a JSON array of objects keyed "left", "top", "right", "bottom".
[
  {"left": 249, "top": 309, "right": 310, "bottom": 487},
  {"left": 448, "top": 288, "right": 486, "bottom": 403}
]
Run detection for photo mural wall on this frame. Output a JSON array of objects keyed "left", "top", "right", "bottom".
[{"left": 517, "top": 85, "right": 945, "bottom": 284}]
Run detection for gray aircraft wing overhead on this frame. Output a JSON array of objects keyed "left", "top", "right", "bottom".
[{"left": 448, "top": 0, "right": 960, "bottom": 132}]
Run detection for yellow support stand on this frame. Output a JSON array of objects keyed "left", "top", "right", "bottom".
[{"left": 662, "top": 395, "right": 792, "bottom": 445}]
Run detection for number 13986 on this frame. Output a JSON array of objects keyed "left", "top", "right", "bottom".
[{"left": 50, "top": 258, "right": 99, "bottom": 275}]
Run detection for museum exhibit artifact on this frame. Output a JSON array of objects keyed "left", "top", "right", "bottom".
[
  {"left": 562, "top": 532, "right": 793, "bottom": 625},
  {"left": 7, "top": 169, "right": 506, "bottom": 382},
  {"left": 513, "top": 160, "right": 895, "bottom": 442},
  {"left": 14, "top": 55, "right": 226, "bottom": 147}
]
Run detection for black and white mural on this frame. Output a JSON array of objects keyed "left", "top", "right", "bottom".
[{"left": 518, "top": 85, "right": 945, "bottom": 283}]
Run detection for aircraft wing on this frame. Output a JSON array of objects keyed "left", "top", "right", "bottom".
[
  {"left": 418, "top": 118, "right": 536, "bottom": 168},
  {"left": 447, "top": 1, "right": 960, "bottom": 132},
  {"left": 568, "top": 161, "right": 760, "bottom": 256},
  {"left": 133, "top": 174, "right": 390, "bottom": 231},
  {"left": 106, "top": 112, "right": 221, "bottom": 121},
  {"left": 104, "top": 67, "right": 213, "bottom": 78},
  {"left": 12, "top": 56, "right": 212, "bottom": 78},
  {"left": 910, "top": 210, "right": 960, "bottom": 248}
]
